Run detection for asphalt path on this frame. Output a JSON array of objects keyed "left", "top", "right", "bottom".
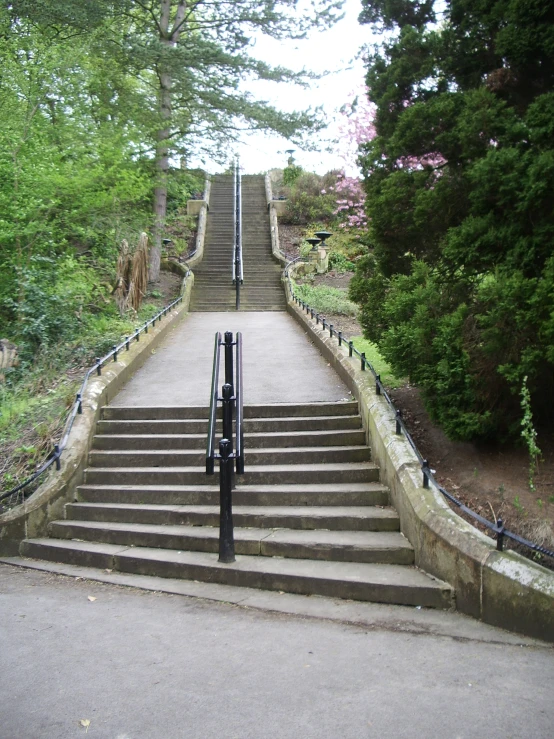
[{"left": 1, "top": 564, "right": 553, "bottom": 739}]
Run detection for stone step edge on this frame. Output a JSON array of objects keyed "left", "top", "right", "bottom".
[
  {"left": 76, "top": 482, "right": 388, "bottom": 492},
  {"left": 17, "top": 540, "right": 453, "bottom": 609},
  {"left": 49, "top": 520, "right": 414, "bottom": 566},
  {"left": 67, "top": 502, "right": 397, "bottom": 516},
  {"left": 65, "top": 503, "right": 399, "bottom": 529}
]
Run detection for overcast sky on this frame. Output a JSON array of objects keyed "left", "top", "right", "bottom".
[{"left": 191, "top": 0, "right": 373, "bottom": 175}]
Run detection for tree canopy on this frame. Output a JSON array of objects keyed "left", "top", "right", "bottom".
[
  {"left": 3, "top": 0, "right": 345, "bottom": 280},
  {"left": 350, "top": 0, "right": 554, "bottom": 440}
]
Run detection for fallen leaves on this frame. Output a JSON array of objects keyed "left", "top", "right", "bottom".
[{"left": 79, "top": 718, "right": 91, "bottom": 732}]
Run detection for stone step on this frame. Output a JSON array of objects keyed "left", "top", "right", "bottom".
[
  {"left": 76, "top": 482, "right": 390, "bottom": 506},
  {"left": 101, "top": 402, "right": 359, "bottom": 421},
  {"left": 20, "top": 539, "right": 453, "bottom": 608},
  {"left": 48, "top": 520, "right": 414, "bottom": 565},
  {"left": 84, "top": 462, "right": 381, "bottom": 486},
  {"left": 192, "top": 305, "right": 286, "bottom": 312},
  {"left": 65, "top": 503, "right": 400, "bottom": 531},
  {"left": 92, "top": 429, "right": 367, "bottom": 450},
  {"left": 96, "top": 415, "right": 362, "bottom": 434},
  {"left": 88, "top": 446, "right": 372, "bottom": 467}
]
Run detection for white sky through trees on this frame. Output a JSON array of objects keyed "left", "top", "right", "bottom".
[{"left": 188, "top": 0, "right": 372, "bottom": 175}]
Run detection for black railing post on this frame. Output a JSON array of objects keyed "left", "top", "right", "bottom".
[
  {"left": 222, "top": 383, "right": 234, "bottom": 453},
  {"left": 422, "top": 460, "right": 430, "bottom": 488},
  {"left": 395, "top": 409, "right": 402, "bottom": 434},
  {"left": 349, "top": 341, "right": 353, "bottom": 357},
  {"left": 218, "top": 438, "right": 236, "bottom": 563},
  {"left": 496, "top": 518, "right": 505, "bottom": 551},
  {"left": 224, "top": 331, "right": 234, "bottom": 393}
]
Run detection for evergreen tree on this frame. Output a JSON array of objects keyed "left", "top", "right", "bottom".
[{"left": 351, "top": 0, "right": 554, "bottom": 439}]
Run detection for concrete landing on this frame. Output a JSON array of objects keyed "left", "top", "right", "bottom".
[{"left": 112, "top": 311, "right": 350, "bottom": 406}]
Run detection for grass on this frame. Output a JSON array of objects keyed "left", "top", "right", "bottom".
[
  {"left": 350, "top": 337, "right": 405, "bottom": 389},
  {"left": 293, "top": 282, "right": 358, "bottom": 316}
]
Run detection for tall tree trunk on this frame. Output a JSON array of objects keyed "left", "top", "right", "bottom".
[{"left": 149, "top": 0, "right": 186, "bottom": 282}]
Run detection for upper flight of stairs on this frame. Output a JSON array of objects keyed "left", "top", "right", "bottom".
[
  {"left": 190, "top": 174, "right": 286, "bottom": 312},
  {"left": 20, "top": 402, "right": 452, "bottom": 609}
]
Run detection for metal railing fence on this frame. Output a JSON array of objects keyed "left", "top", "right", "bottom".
[
  {"left": 284, "top": 260, "right": 554, "bottom": 565},
  {"left": 0, "top": 287, "right": 189, "bottom": 510}
]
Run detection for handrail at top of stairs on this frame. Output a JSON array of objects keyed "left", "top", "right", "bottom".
[
  {"left": 284, "top": 256, "right": 554, "bottom": 565},
  {"left": 233, "top": 156, "right": 243, "bottom": 310},
  {"left": 205, "top": 330, "right": 244, "bottom": 562}
]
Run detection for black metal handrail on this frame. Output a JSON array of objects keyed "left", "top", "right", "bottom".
[
  {"left": 205, "top": 330, "right": 245, "bottom": 562},
  {"left": 235, "top": 332, "right": 244, "bottom": 474},
  {"left": 285, "top": 259, "right": 554, "bottom": 564},
  {"left": 206, "top": 331, "right": 222, "bottom": 476},
  {"left": 0, "top": 287, "right": 189, "bottom": 509},
  {"left": 233, "top": 156, "right": 243, "bottom": 310}
]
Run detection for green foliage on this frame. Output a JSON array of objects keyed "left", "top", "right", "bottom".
[
  {"left": 281, "top": 172, "right": 339, "bottom": 225},
  {"left": 293, "top": 282, "right": 358, "bottom": 316},
  {"left": 352, "top": 0, "right": 554, "bottom": 440},
  {"left": 328, "top": 252, "right": 355, "bottom": 273},
  {"left": 350, "top": 337, "right": 405, "bottom": 389},
  {"left": 520, "top": 376, "right": 542, "bottom": 492},
  {"left": 283, "top": 164, "right": 303, "bottom": 186}
]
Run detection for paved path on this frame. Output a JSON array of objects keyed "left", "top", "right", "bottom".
[
  {"left": 113, "top": 311, "right": 350, "bottom": 406},
  {"left": 1, "top": 564, "right": 552, "bottom": 739}
]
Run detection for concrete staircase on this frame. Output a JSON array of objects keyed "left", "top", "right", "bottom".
[
  {"left": 190, "top": 174, "right": 285, "bottom": 311},
  {"left": 21, "top": 402, "right": 452, "bottom": 608}
]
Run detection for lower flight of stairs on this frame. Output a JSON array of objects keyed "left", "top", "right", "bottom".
[{"left": 20, "top": 402, "right": 453, "bottom": 609}]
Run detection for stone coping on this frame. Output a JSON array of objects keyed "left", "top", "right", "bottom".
[
  {"left": 0, "top": 275, "right": 195, "bottom": 557},
  {"left": 283, "top": 269, "right": 554, "bottom": 643}
]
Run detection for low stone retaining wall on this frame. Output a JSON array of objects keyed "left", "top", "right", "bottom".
[
  {"left": 0, "top": 275, "right": 194, "bottom": 557},
  {"left": 284, "top": 273, "right": 554, "bottom": 643}
]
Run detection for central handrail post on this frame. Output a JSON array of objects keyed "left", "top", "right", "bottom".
[
  {"left": 224, "top": 331, "right": 234, "bottom": 393},
  {"left": 205, "top": 329, "right": 244, "bottom": 563},
  {"left": 218, "top": 438, "right": 235, "bottom": 563},
  {"left": 221, "top": 381, "right": 235, "bottom": 490}
]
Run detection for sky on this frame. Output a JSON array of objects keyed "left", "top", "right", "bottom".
[{"left": 190, "top": 0, "right": 374, "bottom": 175}]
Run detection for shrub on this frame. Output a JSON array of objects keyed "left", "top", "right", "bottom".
[
  {"left": 294, "top": 283, "right": 358, "bottom": 316},
  {"left": 281, "top": 172, "right": 340, "bottom": 225}
]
